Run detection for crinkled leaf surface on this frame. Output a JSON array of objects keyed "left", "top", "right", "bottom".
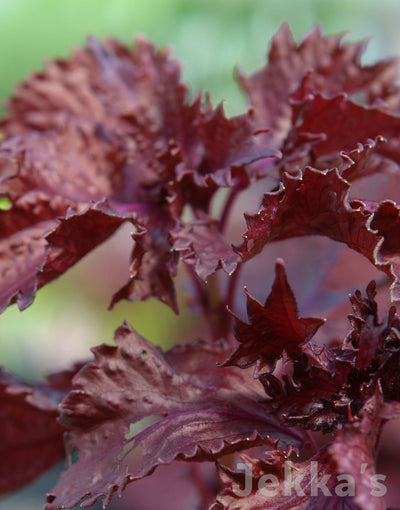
[
  {"left": 283, "top": 94, "right": 400, "bottom": 173},
  {"left": 39, "top": 201, "right": 131, "bottom": 287},
  {"left": 261, "top": 282, "right": 400, "bottom": 432},
  {"left": 343, "top": 281, "right": 388, "bottom": 370},
  {"left": 0, "top": 192, "right": 70, "bottom": 312},
  {"left": 0, "top": 37, "right": 195, "bottom": 137},
  {"left": 0, "top": 125, "right": 119, "bottom": 203},
  {"left": 0, "top": 123, "right": 126, "bottom": 311},
  {"left": 108, "top": 207, "right": 179, "bottom": 311},
  {"left": 45, "top": 322, "right": 306, "bottom": 509},
  {"left": 173, "top": 105, "right": 281, "bottom": 210},
  {"left": 260, "top": 352, "right": 352, "bottom": 433},
  {"left": 338, "top": 137, "right": 394, "bottom": 183},
  {"left": 236, "top": 167, "right": 400, "bottom": 300},
  {"left": 0, "top": 36, "right": 278, "bottom": 314},
  {"left": 171, "top": 212, "right": 240, "bottom": 281},
  {"left": 370, "top": 200, "right": 400, "bottom": 300},
  {"left": 238, "top": 23, "right": 399, "bottom": 148},
  {"left": 222, "top": 260, "right": 325, "bottom": 374}
]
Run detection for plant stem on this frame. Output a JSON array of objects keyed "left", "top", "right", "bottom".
[
  {"left": 218, "top": 182, "right": 241, "bottom": 234},
  {"left": 186, "top": 263, "right": 232, "bottom": 341},
  {"left": 225, "top": 262, "right": 243, "bottom": 313}
]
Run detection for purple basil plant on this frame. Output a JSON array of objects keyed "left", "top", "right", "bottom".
[{"left": 2, "top": 24, "right": 400, "bottom": 509}]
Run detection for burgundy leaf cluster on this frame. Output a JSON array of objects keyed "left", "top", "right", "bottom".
[{"left": 2, "top": 23, "right": 400, "bottom": 509}]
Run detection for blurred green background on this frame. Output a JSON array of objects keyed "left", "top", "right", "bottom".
[{"left": 1, "top": 0, "right": 400, "bottom": 507}]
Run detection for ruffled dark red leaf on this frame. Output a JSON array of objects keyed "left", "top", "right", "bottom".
[
  {"left": 109, "top": 208, "right": 179, "bottom": 312},
  {"left": 338, "top": 137, "right": 393, "bottom": 183},
  {"left": 171, "top": 212, "right": 240, "bottom": 281},
  {"left": 222, "top": 260, "right": 325, "bottom": 374},
  {"left": 236, "top": 167, "right": 400, "bottom": 300},
  {"left": 0, "top": 124, "right": 125, "bottom": 310},
  {"left": 0, "top": 193, "right": 69, "bottom": 312},
  {"left": 45, "top": 322, "right": 305, "bottom": 509},
  {"left": 39, "top": 201, "right": 130, "bottom": 287},
  {"left": 370, "top": 201, "right": 400, "bottom": 300},
  {"left": 239, "top": 23, "right": 399, "bottom": 148},
  {"left": 173, "top": 106, "right": 281, "bottom": 211},
  {"left": 260, "top": 358, "right": 349, "bottom": 433},
  {"left": 0, "top": 124, "right": 120, "bottom": 202},
  {"left": 282, "top": 94, "right": 400, "bottom": 175},
  {"left": 343, "top": 281, "right": 388, "bottom": 370},
  {"left": 1, "top": 37, "right": 193, "bottom": 137}
]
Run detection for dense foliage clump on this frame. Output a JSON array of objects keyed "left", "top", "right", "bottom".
[{"left": 2, "top": 24, "right": 400, "bottom": 509}]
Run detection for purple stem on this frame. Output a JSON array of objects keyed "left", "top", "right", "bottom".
[
  {"left": 186, "top": 265, "right": 231, "bottom": 341},
  {"left": 218, "top": 182, "right": 245, "bottom": 314},
  {"left": 218, "top": 182, "right": 242, "bottom": 234},
  {"left": 225, "top": 263, "right": 243, "bottom": 314},
  {"left": 187, "top": 264, "right": 209, "bottom": 312},
  {"left": 186, "top": 265, "right": 218, "bottom": 340}
]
